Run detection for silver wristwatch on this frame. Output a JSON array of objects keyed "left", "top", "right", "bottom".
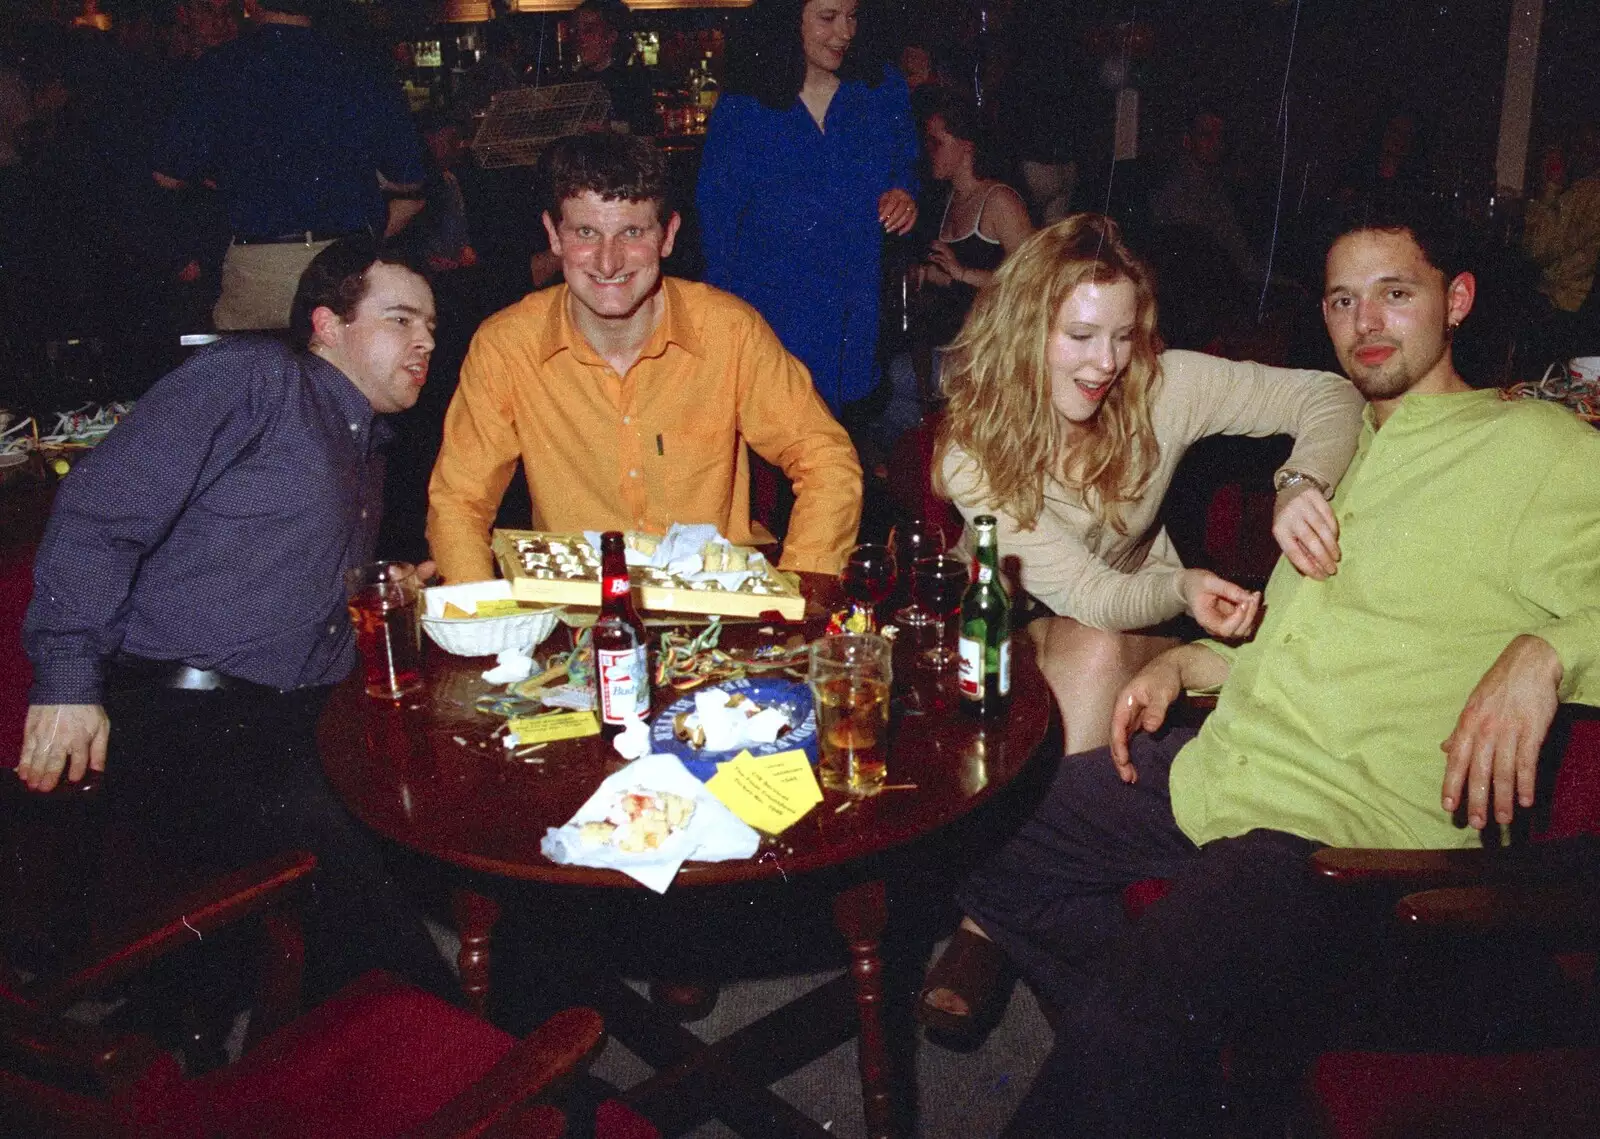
[{"left": 1272, "top": 468, "right": 1331, "bottom": 498}]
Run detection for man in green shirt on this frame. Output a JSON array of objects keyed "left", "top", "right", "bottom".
[{"left": 971, "top": 204, "right": 1600, "bottom": 1138}]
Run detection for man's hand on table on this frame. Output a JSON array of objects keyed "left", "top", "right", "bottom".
[
  {"left": 1441, "top": 634, "right": 1563, "bottom": 830},
  {"left": 17, "top": 704, "right": 109, "bottom": 793}
]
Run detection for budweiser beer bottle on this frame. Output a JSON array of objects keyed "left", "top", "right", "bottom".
[{"left": 594, "top": 531, "right": 650, "bottom": 740}]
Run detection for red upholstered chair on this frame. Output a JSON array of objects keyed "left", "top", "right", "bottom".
[
  {"left": 1302, "top": 711, "right": 1600, "bottom": 1139},
  {"left": 884, "top": 411, "right": 965, "bottom": 542},
  {"left": 0, "top": 850, "right": 654, "bottom": 1139},
  {"left": 1304, "top": 878, "right": 1600, "bottom": 1139},
  {"left": 1117, "top": 708, "right": 1600, "bottom": 1136}
]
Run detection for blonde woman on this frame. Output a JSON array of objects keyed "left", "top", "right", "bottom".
[
  {"left": 938, "top": 214, "right": 1363, "bottom": 752},
  {"left": 921, "top": 213, "right": 1364, "bottom": 1045}
]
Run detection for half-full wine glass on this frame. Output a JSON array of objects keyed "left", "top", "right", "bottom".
[
  {"left": 912, "top": 553, "right": 969, "bottom": 668},
  {"left": 890, "top": 518, "right": 945, "bottom": 626},
  {"left": 841, "top": 543, "right": 897, "bottom": 630}
]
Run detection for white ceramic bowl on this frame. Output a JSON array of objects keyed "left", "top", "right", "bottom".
[{"left": 421, "top": 580, "right": 561, "bottom": 658}]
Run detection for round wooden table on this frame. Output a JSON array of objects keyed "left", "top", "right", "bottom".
[{"left": 320, "top": 585, "right": 1056, "bottom": 1138}]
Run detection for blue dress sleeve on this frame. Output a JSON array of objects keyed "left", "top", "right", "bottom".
[
  {"left": 880, "top": 69, "right": 919, "bottom": 199},
  {"left": 696, "top": 95, "right": 761, "bottom": 290}
]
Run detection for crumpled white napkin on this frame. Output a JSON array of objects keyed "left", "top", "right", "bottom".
[
  {"left": 481, "top": 648, "right": 534, "bottom": 684},
  {"left": 693, "top": 688, "right": 791, "bottom": 751},
  {"left": 612, "top": 713, "right": 650, "bottom": 760},
  {"left": 540, "top": 754, "right": 760, "bottom": 892}
]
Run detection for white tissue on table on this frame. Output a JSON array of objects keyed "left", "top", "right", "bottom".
[
  {"left": 540, "top": 753, "right": 760, "bottom": 892},
  {"left": 691, "top": 688, "right": 792, "bottom": 752},
  {"left": 482, "top": 648, "right": 534, "bottom": 685},
  {"left": 612, "top": 714, "right": 650, "bottom": 760}
]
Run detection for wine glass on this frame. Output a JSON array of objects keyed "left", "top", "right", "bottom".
[
  {"left": 889, "top": 518, "right": 945, "bottom": 626},
  {"left": 911, "top": 553, "right": 970, "bottom": 668},
  {"left": 841, "top": 543, "right": 897, "bottom": 630}
]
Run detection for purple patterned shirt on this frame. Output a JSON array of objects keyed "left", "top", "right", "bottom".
[{"left": 24, "top": 337, "right": 390, "bottom": 704}]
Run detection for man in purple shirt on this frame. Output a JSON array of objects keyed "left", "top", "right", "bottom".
[{"left": 17, "top": 238, "right": 452, "bottom": 999}]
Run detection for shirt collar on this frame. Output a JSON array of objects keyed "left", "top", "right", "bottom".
[
  {"left": 534, "top": 278, "right": 706, "bottom": 366},
  {"left": 304, "top": 350, "right": 380, "bottom": 438}
]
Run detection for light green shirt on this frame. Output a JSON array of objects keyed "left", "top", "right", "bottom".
[{"left": 1170, "top": 390, "right": 1600, "bottom": 851}]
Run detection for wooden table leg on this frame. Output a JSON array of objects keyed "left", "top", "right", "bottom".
[
  {"left": 452, "top": 888, "right": 501, "bottom": 1018},
  {"left": 833, "top": 877, "right": 894, "bottom": 1139}
]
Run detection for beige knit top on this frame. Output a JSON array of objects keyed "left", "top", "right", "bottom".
[{"left": 940, "top": 349, "right": 1365, "bottom": 630}]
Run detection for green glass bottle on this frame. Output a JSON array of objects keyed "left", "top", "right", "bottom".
[{"left": 957, "top": 515, "right": 1011, "bottom": 717}]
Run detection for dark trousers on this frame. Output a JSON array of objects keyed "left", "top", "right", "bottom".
[
  {"left": 959, "top": 727, "right": 1350, "bottom": 1139},
  {"left": 101, "top": 674, "right": 456, "bottom": 1005}
]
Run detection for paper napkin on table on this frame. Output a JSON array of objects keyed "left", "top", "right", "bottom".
[
  {"left": 540, "top": 753, "right": 760, "bottom": 892},
  {"left": 705, "top": 749, "right": 822, "bottom": 835}
]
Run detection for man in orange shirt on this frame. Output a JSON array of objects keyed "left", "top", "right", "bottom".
[{"left": 426, "top": 132, "right": 862, "bottom": 582}]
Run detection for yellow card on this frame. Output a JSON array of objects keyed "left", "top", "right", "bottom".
[
  {"left": 474, "top": 598, "right": 525, "bottom": 617},
  {"left": 705, "top": 749, "right": 823, "bottom": 835},
  {"left": 507, "top": 712, "right": 599, "bottom": 743}
]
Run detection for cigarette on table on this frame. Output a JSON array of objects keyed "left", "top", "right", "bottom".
[
  {"left": 881, "top": 784, "right": 918, "bottom": 792},
  {"left": 834, "top": 800, "right": 855, "bottom": 814}
]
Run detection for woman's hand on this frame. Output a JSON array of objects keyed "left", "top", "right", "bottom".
[
  {"left": 925, "top": 239, "right": 961, "bottom": 283},
  {"left": 878, "top": 188, "right": 917, "bottom": 235},
  {"left": 1178, "top": 569, "right": 1260, "bottom": 640},
  {"left": 1272, "top": 484, "right": 1341, "bottom": 580}
]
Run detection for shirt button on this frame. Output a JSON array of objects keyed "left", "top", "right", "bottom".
[
  {"left": 360, "top": 509, "right": 369, "bottom": 519},
  {"left": 349, "top": 423, "right": 359, "bottom": 433},
  {"left": 327, "top": 623, "right": 338, "bottom": 635},
  {"left": 629, "top": 469, "right": 640, "bottom": 478},
  {"left": 622, "top": 415, "right": 631, "bottom": 425}
]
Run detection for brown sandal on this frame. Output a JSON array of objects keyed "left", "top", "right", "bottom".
[{"left": 916, "top": 925, "right": 1016, "bottom": 1051}]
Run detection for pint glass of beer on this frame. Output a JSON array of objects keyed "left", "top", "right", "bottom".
[
  {"left": 345, "top": 561, "right": 423, "bottom": 699},
  {"left": 808, "top": 634, "right": 893, "bottom": 797}
]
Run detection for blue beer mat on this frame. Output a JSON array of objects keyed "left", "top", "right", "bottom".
[{"left": 648, "top": 677, "right": 817, "bottom": 782}]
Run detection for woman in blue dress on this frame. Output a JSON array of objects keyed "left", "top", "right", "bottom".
[{"left": 697, "top": 0, "right": 919, "bottom": 418}]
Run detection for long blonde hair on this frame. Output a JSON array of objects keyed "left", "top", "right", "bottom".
[{"left": 935, "top": 213, "right": 1163, "bottom": 533}]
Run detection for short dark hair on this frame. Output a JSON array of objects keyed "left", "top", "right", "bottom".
[
  {"left": 290, "top": 237, "right": 430, "bottom": 351},
  {"left": 1326, "top": 197, "right": 1470, "bottom": 282},
  {"left": 537, "top": 132, "right": 671, "bottom": 224},
  {"left": 917, "top": 88, "right": 999, "bottom": 180}
]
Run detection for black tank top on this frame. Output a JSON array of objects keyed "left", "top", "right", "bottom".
[{"left": 923, "top": 184, "right": 1009, "bottom": 347}]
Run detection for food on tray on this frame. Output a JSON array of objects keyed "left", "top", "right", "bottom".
[
  {"left": 442, "top": 601, "right": 475, "bottom": 619},
  {"left": 492, "top": 528, "right": 806, "bottom": 620},
  {"left": 576, "top": 789, "right": 697, "bottom": 853}
]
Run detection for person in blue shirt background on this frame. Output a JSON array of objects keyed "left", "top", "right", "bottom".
[{"left": 696, "top": 0, "right": 918, "bottom": 420}]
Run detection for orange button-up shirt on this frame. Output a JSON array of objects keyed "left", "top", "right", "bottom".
[{"left": 426, "top": 278, "right": 863, "bottom": 583}]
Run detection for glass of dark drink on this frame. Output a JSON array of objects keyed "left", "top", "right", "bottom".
[
  {"left": 911, "top": 553, "right": 970, "bottom": 669},
  {"left": 345, "top": 561, "right": 424, "bottom": 699},
  {"left": 841, "top": 543, "right": 897, "bottom": 630},
  {"left": 889, "top": 518, "right": 945, "bottom": 626}
]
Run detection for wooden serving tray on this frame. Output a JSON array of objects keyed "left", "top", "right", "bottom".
[{"left": 491, "top": 529, "right": 806, "bottom": 621}]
